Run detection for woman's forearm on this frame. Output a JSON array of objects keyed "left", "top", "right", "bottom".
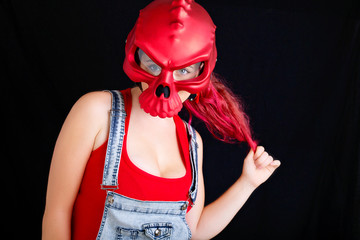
[{"left": 192, "top": 176, "right": 256, "bottom": 239}]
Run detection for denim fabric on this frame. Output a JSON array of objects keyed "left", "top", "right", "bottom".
[
  {"left": 97, "top": 90, "right": 198, "bottom": 240},
  {"left": 97, "top": 192, "right": 191, "bottom": 240},
  {"left": 183, "top": 121, "right": 199, "bottom": 205},
  {"left": 101, "top": 90, "right": 127, "bottom": 190}
]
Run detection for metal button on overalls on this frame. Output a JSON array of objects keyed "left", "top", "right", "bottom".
[
  {"left": 107, "top": 196, "right": 114, "bottom": 204},
  {"left": 181, "top": 202, "right": 188, "bottom": 210},
  {"left": 154, "top": 228, "right": 161, "bottom": 237}
]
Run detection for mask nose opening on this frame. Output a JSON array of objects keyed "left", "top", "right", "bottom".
[{"left": 155, "top": 85, "right": 170, "bottom": 98}]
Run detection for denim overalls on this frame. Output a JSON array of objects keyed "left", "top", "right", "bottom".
[{"left": 96, "top": 90, "right": 199, "bottom": 240}]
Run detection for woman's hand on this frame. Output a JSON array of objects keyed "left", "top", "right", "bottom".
[
  {"left": 241, "top": 146, "right": 281, "bottom": 188},
  {"left": 187, "top": 144, "right": 280, "bottom": 239}
]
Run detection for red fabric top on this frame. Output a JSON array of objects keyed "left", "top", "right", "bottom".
[{"left": 71, "top": 89, "right": 192, "bottom": 240}]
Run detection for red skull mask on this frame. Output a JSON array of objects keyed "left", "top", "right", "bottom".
[{"left": 123, "top": 0, "right": 217, "bottom": 118}]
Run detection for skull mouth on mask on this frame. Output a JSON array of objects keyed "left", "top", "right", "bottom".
[{"left": 123, "top": 0, "right": 217, "bottom": 118}]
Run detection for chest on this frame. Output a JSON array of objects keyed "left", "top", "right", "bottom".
[{"left": 126, "top": 116, "right": 187, "bottom": 179}]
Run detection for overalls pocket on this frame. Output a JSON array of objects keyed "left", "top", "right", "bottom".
[
  {"left": 143, "top": 223, "right": 173, "bottom": 239},
  {"left": 116, "top": 226, "right": 142, "bottom": 239}
]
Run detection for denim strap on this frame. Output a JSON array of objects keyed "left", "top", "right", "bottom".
[
  {"left": 183, "top": 121, "right": 199, "bottom": 205},
  {"left": 101, "top": 90, "right": 126, "bottom": 190}
]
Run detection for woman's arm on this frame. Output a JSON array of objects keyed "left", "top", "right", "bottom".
[
  {"left": 42, "top": 92, "right": 111, "bottom": 240},
  {"left": 186, "top": 133, "right": 280, "bottom": 240}
]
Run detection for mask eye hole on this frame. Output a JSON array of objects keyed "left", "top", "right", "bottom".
[
  {"left": 173, "top": 62, "right": 204, "bottom": 81},
  {"left": 137, "top": 48, "right": 162, "bottom": 76}
]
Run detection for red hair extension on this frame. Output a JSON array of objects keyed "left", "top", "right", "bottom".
[{"left": 184, "top": 73, "right": 257, "bottom": 152}]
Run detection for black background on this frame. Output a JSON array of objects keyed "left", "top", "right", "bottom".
[{"left": 2, "top": 0, "right": 360, "bottom": 239}]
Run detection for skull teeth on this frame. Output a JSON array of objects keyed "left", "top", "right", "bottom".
[{"left": 139, "top": 88, "right": 183, "bottom": 118}]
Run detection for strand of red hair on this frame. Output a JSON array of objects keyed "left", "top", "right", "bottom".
[{"left": 183, "top": 73, "right": 258, "bottom": 152}]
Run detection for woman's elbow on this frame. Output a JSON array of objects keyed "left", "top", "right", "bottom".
[{"left": 42, "top": 208, "right": 72, "bottom": 240}]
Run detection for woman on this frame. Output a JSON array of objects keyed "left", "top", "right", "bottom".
[{"left": 42, "top": 0, "right": 280, "bottom": 239}]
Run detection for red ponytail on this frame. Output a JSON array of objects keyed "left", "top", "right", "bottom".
[{"left": 184, "top": 73, "right": 257, "bottom": 151}]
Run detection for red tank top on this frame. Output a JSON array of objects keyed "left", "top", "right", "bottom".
[{"left": 71, "top": 89, "right": 192, "bottom": 240}]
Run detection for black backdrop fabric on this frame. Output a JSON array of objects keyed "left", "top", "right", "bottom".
[{"left": 2, "top": 0, "right": 359, "bottom": 239}]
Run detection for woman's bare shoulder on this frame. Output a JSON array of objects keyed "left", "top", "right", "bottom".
[
  {"left": 74, "top": 91, "right": 112, "bottom": 113},
  {"left": 43, "top": 91, "right": 114, "bottom": 221},
  {"left": 70, "top": 91, "right": 114, "bottom": 149}
]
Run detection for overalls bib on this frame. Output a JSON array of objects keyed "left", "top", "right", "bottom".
[{"left": 96, "top": 90, "right": 199, "bottom": 240}]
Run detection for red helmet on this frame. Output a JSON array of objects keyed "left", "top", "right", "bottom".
[{"left": 123, "top": 0, "right": 217, "bottom": 118}]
